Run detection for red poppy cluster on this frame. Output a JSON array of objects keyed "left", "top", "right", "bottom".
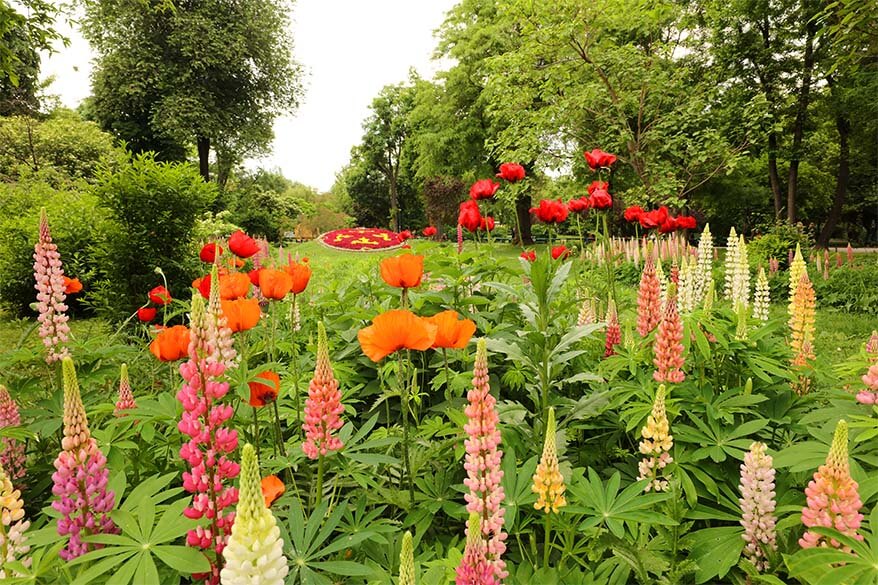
[
  {"left": 584, "top": 148, "right": 617, "bottom": 170},
  {"left": 137, "top": 284, "right": 172, "bottom": 323},
  {"left": 530, "top": 199, "right": 569, "bottom": 224},
  {"left": 320, "top": 228, "right": 406, "bottom": 251},
  {"left": 422, "top": 226, "right": 438, "bottom": 237},
  {"left": 459, "top": 163, "right": 527, "bottom": 234},
  {"left": 496, "top": 162, "right": 526, "bottom": 182},
  {"left": 458, "top": 200, "right": 496, "bottom": 233},
  {"left": 567, "top": 180, "right": 614, "bottom": 215},
  {"left": 623, "top": 205, "right": 696, "bottom": 232}
]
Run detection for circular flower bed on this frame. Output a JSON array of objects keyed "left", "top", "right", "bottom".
[{"left": 319, "top": 228, "right": 406, "bottom": 252}]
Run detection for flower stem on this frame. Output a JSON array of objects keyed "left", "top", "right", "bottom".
[
  {"left": 543, "top": 512, "right": 552, "bottom": 568},
  {"left": 315, "top": 453, "right": 324, "bottom": 506},
  {"left": 397, "top": 351, "right": 415, "bottom": 507},
  {"left": 442, "top": 348, "right": 451, "bottom": 401},
  {"left": 252, "top": 406, "right": 260, "bottom": 460},
  {"left": 271, "top": 399, "right": 283, "bottom": 458}
]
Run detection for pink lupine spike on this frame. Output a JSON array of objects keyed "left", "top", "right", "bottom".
[
  {"left": 636, "top": 253, "right": 662, "bottom": 337},
  {"left": 113, "top": 364, "right": 136, "bottom": 416},
  {"left": 739, "top": 442, "right": 777, "bottom": 570},
  {"left": 455, "top": 513, "right": 498, "bottom": 585},
  {"left": 653, "top": 284, "right": 685, "bottom": 384},
  {"left": 177, "top": 294, "right": 239, "bottom": 584},
  {"left": 462, "top": 339, "right": 506, "bottom": 580},
  {"left": 33, "top": 208, "right": 71, "bottom": 364},
  {"left": 0, "top": 386, "right": 26, "bottom": 482},
  {"left": 302, "top": 322, "right": 345, "bottom": 459},
  {"left": 604, "top": 299, "right": 621, "bottom": 358},
  {"left": 52, "top": 358, "right": 117, "bottom": 560},
  {"left": 800, "top": 420, "right": 863, "bottom": 549}
]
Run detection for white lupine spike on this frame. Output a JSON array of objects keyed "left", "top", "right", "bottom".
[
  {"left": 693, "top": 224, "right": 713, "bottom": 304},
  {"left": 678, "top": 255, "right": 696, "bottom": 314},
  {"left": 220, "top": 445, "right": 288, "bottom": 585},
  {"left": 723, "top": 227, "right": 739, "bottom": 300},
  {"left": 731, "top": 235, "right": 750, "bottom": 309},
  {"left": 753, "top": 267, "right": 770, "bottom": 322}
]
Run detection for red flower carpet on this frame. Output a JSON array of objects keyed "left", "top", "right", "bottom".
[{"left": 319, "top": 228, "right": 406, "bottom": 251}]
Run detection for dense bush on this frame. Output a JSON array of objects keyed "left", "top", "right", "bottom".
[
  {"left": 748, "top": 220, "right": 813, "bottom": 268},
  {"left": 814, "top": 262, "right": 878, "bottom": 315},
  {"left": 89, "top": 152, "right": 216, "bottom": 319}
]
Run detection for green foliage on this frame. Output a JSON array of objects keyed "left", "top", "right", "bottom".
[
  {"left": 814, "top": 262, "right": 878, "bottom": 315},
  {"left": 89, "top": 152, "right": 216, "bottom": 319},
  {"left": 749, "top": 221, "right": 814, "bottom": 268}
]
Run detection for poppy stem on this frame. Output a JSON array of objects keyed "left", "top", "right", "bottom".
[
  {"left": 252, "top": 406, "right": 260, "bottom": 460},
  {"left": 443, "top": 348, "right": 451, "bottom": 402},
  {"left": 272, "top": 399, "right": 283, "bottom": 458},
  {"left": 315, "top": 453, "right": 324, "bottom": 507},
  {"left": 602, "top": 212, "right": 617, "bottom": 303},
  {"left": 397, "top": 351, "right": 414, "bottom": 507},
  {"left": 290, "top": 298, "right": 302, "bottom": 438},
  {"left": 575, "top": 215, "right": 585, "bottom": 258}
]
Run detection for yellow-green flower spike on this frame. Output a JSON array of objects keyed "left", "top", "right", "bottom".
[{"left": 399, "top": 531, "right": 415, "bottom": 585}]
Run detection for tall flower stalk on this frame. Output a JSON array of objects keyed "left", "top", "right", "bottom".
[
  {"left": 0, "top": 462, "right": 29, "bottom": 578},
  {"left": 752, "top": 267, "right": 770, "bottom": 322},
  {"left": 456, "top": 512, "right": 497, "bottom": 585},
  {"left": 220, "top": 444, "right": 288, "bottom": 585},
  {"left": 731, "top": 235, "right": 751, "bottom": 309},
  {"left": 52, "top": 357, "right": 117, "bottom": 560},
  {"left": 0, "top": 387, "right": 25, "bottom": 483},
  {"left": 399, "top": 531, "right": 415, "bottom": 585},
  {"left": 302, "top": 322, "right": 345, "bottom": 506},
  {"left": 637, "top": 385, "right": 673, "bottom": 492},
  {"left": 789, "top": 273, "right": 816, "bottom": 369},
  {"left": 800, "top": 420, "right": 863, "bottom": 549},
  {"left": 177, "top": 294, "right": 239, "bottom": 584},
  {"left": 693, "top": 224, "right": 713, "bottom": 304},
  {"left": 604, "top": 299, "right": 621, "bottom": 358},
  {"left": 653, "top": 285, "right": 685, "bottom": 384},
  {"left": 533, "top": 407, "right": 566, "bottom": 568},
  {"left": 33, "top": 208, "right": 71, "bottom": 364},
  {"left": 723, "top": 227, "right": 739, "bottom": 300},
  {"left": 739, "top": 442, "right": 777, "bottom": 570},
  {"left": 636, "top": 253, "right": 662, "bottom": 337},
  {"left": 788, "top": 243, "right": 807, "bottom": 316},
  {"left": 463, "top": 339, "right": 506, "bottom": 580},
  {"left": 113, "top": 363, "right": 137, "bottom": 416}
]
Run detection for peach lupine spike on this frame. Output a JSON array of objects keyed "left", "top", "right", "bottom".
[
  {"left": 653, "top": 284, "right": 685, "bottom": 384},
  {"left": 113, "top": 363, "right": 136, "bottom": 416},
  {"left": 739, "top": 442, "right": 777, "bottom": 571},
  {"left": 789, "top": 272, "right": 816, "bottom": 369},
  {"left": 33, "top": 207, "right": 71, "bottom": 364},
  {"left": 302, "top": 322, "right": 345, "bottom": 460},
  {"left": 0, "top": 386, "right": 26, "bottom": 482},
  {"left": 636, "top": 253, "right": 662, "bottom": 337}
]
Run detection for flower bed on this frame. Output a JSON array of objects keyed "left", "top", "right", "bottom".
[{"left": 319, "top": 227, "right": 405, "bottom": 251}]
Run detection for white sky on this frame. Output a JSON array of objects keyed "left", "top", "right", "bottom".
[{"left": 41, "top": 0, "right": 457, "bottom": 192}]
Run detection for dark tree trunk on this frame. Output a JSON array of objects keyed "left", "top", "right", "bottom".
[
  {"left": 389, "top": 178, "right": 400, "bottom": 232},
  {"left": 197, "top": 136, "right": 211, "bottom": 182},
  {"left": 216, "top": 151, "right": 233, "bottom": 190},
  {"left": 817, "top": 114, "right": 850, "bottom": 247},
  {"left": 515, "top": 194, "right": 533, "bottom": 245},
  {"left": 786, "top": 25, "right": 816, "bottom": 224},
  {"left": 767, "top": 132, "right": 783, "bottom": 216}
]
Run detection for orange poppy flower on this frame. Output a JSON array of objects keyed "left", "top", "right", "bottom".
[
  {"left": 195, "top": 272, "right": 251, "bottom": 300},
  {"left": 63, "top": 276, "right": 83, "bottom": 294},
  {"left": 221, "top": 298, "right": 261, "bottom": 332},
  {"left": 357, "top": 309, "right": 437, "bottom": 362},
  {"left": 284, "top": 261, "right": 312, "bottom": 295},
  {"left": 149, "top": 325, "right": 190, "bottom": 361},
  {"left": 258, "top": 268, "right": 293, "bottom": 300},
  {"left": 379, "top": 254, "right": 423, "bottom": 289},
  {"left": 425, "top": 310, "right": 476, "bottom": 349},
  {"left": 248, "top": 370, "right": 281, "bottom": 407},
  {"left": 261, "top": 475, "right": 285, "bottom": 507}
]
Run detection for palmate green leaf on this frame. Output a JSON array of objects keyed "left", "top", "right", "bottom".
[
  {"left": 310, "top": 560, "right": 375, "bottom": 576},
  {"left": 572, "top": 469, "right": 674, "bottom": 537},
  {"left": 70, "top": 547, "right": 139, "bottom": 584},
  {"left": 152, "top": 545, "right": 211, "bottom": 574},
  {"left": 685, "top": 526, "right": 744, "bottom": 583},
  {"left": 105, "top": 553, "right": 142, "bottom": 585}
]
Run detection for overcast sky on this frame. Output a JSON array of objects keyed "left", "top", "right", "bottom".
[{"left": 41, "top": 0, "right": 457, "bottom": 192}]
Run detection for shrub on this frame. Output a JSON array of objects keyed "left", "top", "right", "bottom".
[
  {"left": 748, "top": 220, "right": 813, "bottom": 268},
  {"left": 813, "top": 262, "right": 878, "bottom": 315},
  {"left": 89, "top": 152, "right": 216, "bottom": 319}
]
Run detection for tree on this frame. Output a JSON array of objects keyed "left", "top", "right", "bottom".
[{"left": 81, "top": 0, "right": 303, "bottom": 183}]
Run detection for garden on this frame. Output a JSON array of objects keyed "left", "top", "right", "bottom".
[{"left": 0, "top": 150, "right": 876, "bottom": 584}]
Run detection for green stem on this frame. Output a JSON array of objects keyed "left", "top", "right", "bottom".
[
  {"left": 252, "top": 406, "right": 260, "bottom": 460},
  {"left": 397, "top": 351, "right": 415, "bottom": 507},
  {"left": 443, "top": 348, "right": 451, "bottom": 402},
  {"left": 602, "top": 212, "right": 617, "bottom": 302},
  {"left": 271, "top": 399, "right": 283, "bottom": 457},
  {"left": 315, "top": 454, "right": 324, "bottom": 506},
  {"left": 575, "top": 215, "right": 585, "bottom": 257},
  {"left": 290, "top": 296, "right": 302, "bottom": 438},
  {"left": 543, "top": 512, "right": 552, "bottom": 568}
]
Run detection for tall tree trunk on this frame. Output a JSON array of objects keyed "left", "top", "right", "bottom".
[
  {"left": 817, "top": 114, "right": 850, "bottom": 247},
  {"left": 786, "top": 25, "right": 816, "bottom": 224},
  {"left": 197, "top": 136, "right": 211, "bottom": 182},
  {"left": 515, "top": 194, "right": 533, "bottom": 245},
  {"left": 216, "top": 151, "right": 233, "bottom": 190},
  {"left": 767, "top": 132, "right": 783, "bottom": 216},
  {"left": 389, "top": 178, "right": 400, "bottom": 232}
]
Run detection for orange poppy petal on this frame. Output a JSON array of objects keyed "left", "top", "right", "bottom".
[
  {"left": 450, "top": 318, "right": 476, "bottom": 349},
  {"left": 358, "top": 323, "right": 399, "bottom": 362},
  {"left": 261, "top": 475, "right": 285, "bottom": 507},
  {"left": 405, "top": 317, "right": 437, "bottom": 351}
]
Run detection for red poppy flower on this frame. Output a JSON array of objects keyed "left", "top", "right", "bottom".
[
  {"left": 399, "top": 230, "right": 413, "bottom": 241},
  {"left": 587, "top": 180, "right": 609, "bottom": 195},
  {"left": 259, "top": 268, "right": 293, "bottom": 300},
  {"left": 678, "top": 215, "right": 697, "bottom": 230},
  {"left": 63, "top": 276, "right": 83, "bottom": 294},
  {"left": 458, "top": 200, "right": 482, "bottom": 232},
  {"left": 639, "top": 206, "right": 669, "bottom": 229},
  {"left": 228, "top": 230, "right": 260, "bottom": 258},
  {"left": 137, "top": 307, "right": 157, "bottom": 323},
  {"left": 568, "top": 198, "right": 590, "bottom": 214},
  {"left": 248, "top": 371, "right": 280, "bottom": 407},
  {"left": 422, "top": 226, "right": 437, "bottom": 237},
  {"left": 248, "top": 268, "right": 263, "bottom": 287},
  {"left": 469, "top": 179, "right": 500, "bottom": 200},
  {"left": 520, "top": 250, "right": 536, "bottom": 262},
  {"left": 496, "top": 162, "right": 526, "bottom": 182},
  {"left": 584, "top": 148, "right": 617, "bottom": 171},
  {"left": 284, "top": 261, "right": 312, "bottom": 295},
  {"left": 149, "top": 325, "right": 190, "bottom": 361},
  {"left": 148, "top": 285, "right": 172, "bottom": 306},
  {"left": 587, "top": 188, "right": 613, "bottom": 210},
  {"left": 659, "top": 216, "right": 680, "bottom": 234},
  {"left": 551, "top": 245, "right": 570, "bottom": 260},
  {"left": 530, "top": 199, "right": 569, "bottom": 224},
  {"left": 200, "top": 243, "right": 223, "bottom": 263},
  {"left": 380, "top": 254, "right": 424, "bottom": 289},
  {"left": 261, "top": 475, "right": 285, "bottom": 507},
  {"left": 479, "top": 216, "right": 495, "bottom": 232},
  {"left": 357, "top": 309, "right": 438, "bottom": 362},
  {"left": 623, "top": 205, "right": 644, "bottom": 222}
]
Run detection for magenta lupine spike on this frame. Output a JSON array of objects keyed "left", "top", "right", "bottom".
[
  {"left": 604, "top": 299, "right": 621, "bottom": 358},
  {"left": 739, "top": 442, "right": 777, "bottom": 570},
  {"left": 866, "top": 331, "right": 878, "bottom": 356},
  {"left": 302, "top": 322, "right": 345, "bottom": 459},
  {"left": 462, "top": 339, "right": 506, "bottom": 580},
  {"left": 0, "top": 387, "right": 25, "bottom": 482},
  {"left": 52, "top": 358, "right": 117, "bottom": 560},
  {"left": 800, "top": 420, "right": 863, "bottom": 549},
  {"left": 207, "top": 264, "right": 237, "bottom": 369},
  {"left": 857, "top": 364, "right": 878, "bottom": 404},
  {"left": 636, "top": 253, "right": 662, "bottom": 337},
  {"left": 457, "top": 224, "right": 464, "bottom": 254},
  {"left": 113, "top": 364, "right": 136, "bottom": 416},
  {"left": 653, "top": 284, "right": 685, "bottom": 384},
  {"left": 33, "top": 208, "right": 71, "bottom": 364},
  {"left": 455, "top": 513, "right": 498, "bottom": 585},
  {"left": 178, "top": 294, "right": 239, "bottom": 584}
]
